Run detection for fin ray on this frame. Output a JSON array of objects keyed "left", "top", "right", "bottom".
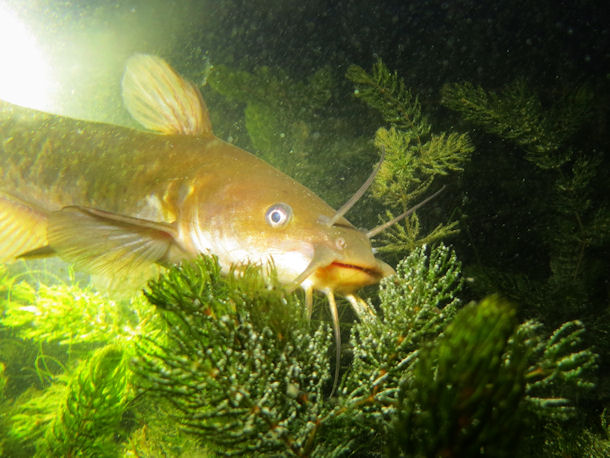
[
  {"left": 0, "top": 192, "right": 48, "bottom": 262},
  {"left": 122, "top": 54, "right": 212, "bottom": 135},
  {"left": 46, "top": 206, "right": 186, "bottom": 274}
]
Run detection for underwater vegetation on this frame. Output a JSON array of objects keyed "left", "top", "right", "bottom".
[
  {"left": 0, "top": 57, "right": 607, "bottom": 456},
  {"left": 0, "top": 247, "right": 599, "bottom": 456},
  {"left": 441, "top": 79, "right": 609, "bottom": 321},
  {"left": 439, "top": 73, "right": 610, "bottom": 453},
  {"left": 346, "top": 61, "right": 473, "bottom": 254}
]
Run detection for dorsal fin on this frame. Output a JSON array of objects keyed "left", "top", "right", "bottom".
[{"left": 121, "top": 54, "right": 212, "bottom": 136}]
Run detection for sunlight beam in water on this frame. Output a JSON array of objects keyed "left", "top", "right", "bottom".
[{"left": 0, "top": 5, "right": 55, "bottom": 110}]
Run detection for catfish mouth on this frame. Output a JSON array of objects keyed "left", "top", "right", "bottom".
[
  {"left": 329, "top": 261, "right": 383, "bottom": 280},
  {"left": 290, "top": 245, "right": 394, "bottom": 292}
]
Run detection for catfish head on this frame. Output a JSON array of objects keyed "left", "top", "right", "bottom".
[{"left": 177, "top": 157, "right": 394, "bottom": 297}]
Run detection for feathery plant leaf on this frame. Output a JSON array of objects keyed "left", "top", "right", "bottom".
[
  {"left": 37, "top": 345, "right": 129, "bottom": 457},
  {"left": 317, "top": 244, "right": 463, "bottom": 454},
  {"left": 390, "top": 295, "right": 597, "bottom": 456},
  {"left": 134, "top": 256, "right": 332, "bottom": 456},
  {"left": 522, "top": 320, "right": 598, "bottom": 419},
  {"left": 346, "top": 59, "right": 429, "bottom": 137},
  {"left": 347, "top": 60, "right": 472, "bottom": 204},
  {"left": 1, "top": 275, "right": 156, "bottom": 349},
  {"left": 347, "top": 244, "right": 462, "bottom": 386},
  {"left": 2, "top": 284, "right": 121, "bottom": 346},
  {"left": 441, "top": 77, "right": 608, "bottom": 333},
  {"left": 9, "top": 345, "right": 130, "bottom": 457},
  {"left": 441, "top": 79, "right": 592, "bottom": 169},
  {"left": 347, "top": 60, "right": 472, "bottom": 253},
  {"left": 393, "top": 296, "right": 524, "bottom": 456}
]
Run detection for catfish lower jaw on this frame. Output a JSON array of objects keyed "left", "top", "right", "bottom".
[
  {"left": 311, "top": 260, "right": 392, "bottom": 293},
  {"left": 330, "top": 261, "right": 382, "bottom": 279}
]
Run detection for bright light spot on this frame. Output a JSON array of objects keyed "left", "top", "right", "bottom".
[{"left": 0, "top": 6, "right": 55, "bottom": 110}]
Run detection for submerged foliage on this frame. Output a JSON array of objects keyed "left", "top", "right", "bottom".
[
  {"left": 441, "top": 80, "right": 592, "bottom": 169},
  {"left": 135, "top": 257, "right": 332, "bottom": 455},
  {"left": 346, "top": 60, "right": 473, "bottom": 253},
  {"left": 130, "top": 248, "right": 595, "bottom": 456},
  {"left": 0, "top": 245, "right": 600, "bottom": 456},
  {"left": 207, "top": 64, "right": 372, "bottom": 207},
  {"left": 7, "top": 345, "right": 129, "bottom": 457},
  {"left": 3, "top": 282, "right": 125, "bottom": 346},
  {"left": 440, "top": 77, "right": 610, "bottom": 455},
  {"left": 36, "top": 345, "right": 129, "bottom": 457},
  {"left": 441, "top": 80, "right": 609, "bottom": 338},
  {"left": 394, "top": 297, "right": 597, "bottom": 456}
]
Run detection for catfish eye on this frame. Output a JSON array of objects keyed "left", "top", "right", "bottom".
[{"left": 265, "top": 203, "right": 292, "bottom": 227}]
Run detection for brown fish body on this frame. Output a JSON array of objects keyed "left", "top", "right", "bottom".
[
  {"left": 0, "top": 95, "right": 388, "bottom": 289},
  {"left": 1, "top": 100, "right": 291, "bottom": 216}
]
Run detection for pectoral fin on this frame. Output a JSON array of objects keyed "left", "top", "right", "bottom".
[
  {"left": 29, "top": 206, "right": 188, "bottom": 274},
  {"left": 0, "top": 192, "right": 48, "bottom": 262}
]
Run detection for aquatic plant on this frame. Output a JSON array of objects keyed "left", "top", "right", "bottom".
[
  {"left": 38, "top": 345, "right": 129, "bottom": 457},
  {"left": 346, "top": 60, "right": 474, "bottom": 253},
  {"left": 7, "top": 345, "right": 129, "bottom": 457},
  {"left": 0, "top": 268, "right": 156, "bottom": 456},
  {"left": 0, "top": 242, "right": 600, "bottom": 456},
  {"left": 207, "top": 64, "right": 371, "bottom": 207},
  {"left": 441, "top": 79, "right": 609, "bottom": 330},
  {"left": 134, "top": 255, "right": 333, "bottom": 455},
  {"left": 441, "top": 80, "right": 591, "bottom": 169},
  {"left": 133, "top": 247, "right": 596, "bottom": 456},
  {"left": 390, "top": 297, "right": 596, "bottom": 456},
  {"left": 1, "top": 271, "right": 157, "bottom": 349},
  {"left": 441, "top": 77, "right": 610, "bottom": 453}
]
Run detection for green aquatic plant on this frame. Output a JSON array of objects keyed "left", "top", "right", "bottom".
[
  {"left": 3, "top": 283, "right": 122, "bottom": 346},
  {"left": 341, "top": 243, "right": 463, "bottom": 407},
  {"left": 346, "top": 60, "right": 473, "bottom": 253},
  {"left": 0, "top": 244, "right": 599, "bottom": 456},
  {"left": 0, "top": 267, "right": 152, "bottom": 456},
  {"left": 38, "top": 345, "right": 129, "bottom": 457},
  {"left": 390, "top": 297, "right": 596, "bottom": 456},
  {"left": 441, "top": 79, "right": 592, "bottom": 169},
  {"left": 8, "top": 345, "right": 129, "bottom": 457},
  {"left": 9, "top": 380, "right": 68, "bottom": 446},
  {"left": 441, "top": 78, "right": 610, "bottom": 453},
  {"left": 441, "top": 80, "right": 608, "bottom": 322},
  {"left": 0, "top": 240, "right": 599, "bottom": 456},
  {"left": 207, "top": 64, "right": 371, "bottom": 206},
  {"left": 122, "top": 402, "right": 204, "bottom": 457},
  {"left": 133, "top": 248, "right": 596, "bottom": 456},
  {"left": 0, "top": 265, "right": 34, "bottom": 315},
  {"left": 134, "top": 256, "right": 333, "bottom": 455},
  {"left": 1, "top": 276, "right": 156, "bottom": 348}
]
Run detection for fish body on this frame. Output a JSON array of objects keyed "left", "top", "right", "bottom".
[
  {"left": 1, "top": 54, "right": 398, "bottom": 394},
  {"left": 0, "top": 55, "right": 392, "bottom": 295}
]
